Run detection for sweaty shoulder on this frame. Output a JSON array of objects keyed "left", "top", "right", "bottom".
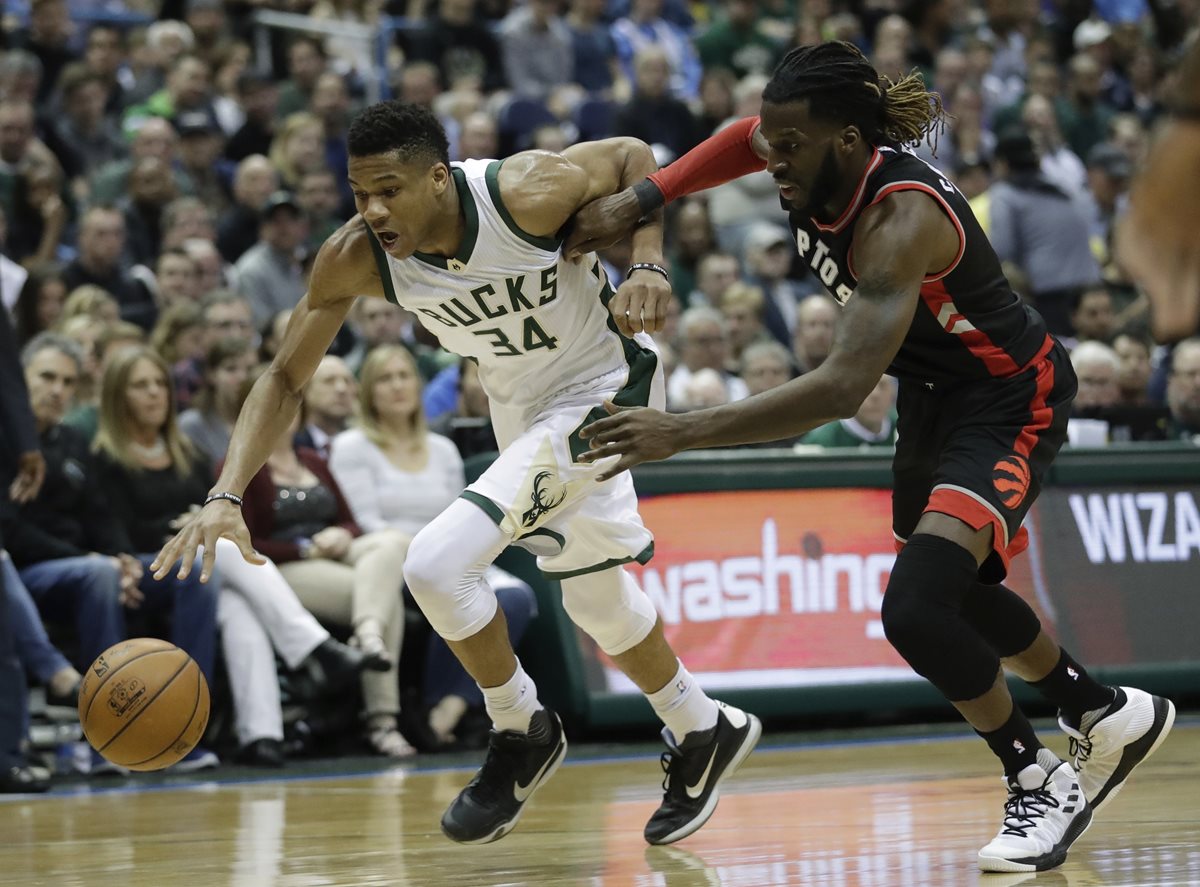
[
  {"left": 494, "top": 150, "right": 589, "bottom": 239},
  {"left": 309, "top": 216, "right": 387, "bottom": 308},
  {"left": 854, "top": 189, "right": 959, "bottom": 280}
]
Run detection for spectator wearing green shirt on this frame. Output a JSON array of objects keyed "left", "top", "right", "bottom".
[
  {"left": 803, "top": 376, "right": 898, "bottom": 449},
  {"left": 694, "top": 0, "right": 782, "bottom": 80}
]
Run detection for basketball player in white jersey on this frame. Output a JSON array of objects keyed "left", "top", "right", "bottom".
[{"left": 152, "top": 101, "right": 760, "bottom": 845}]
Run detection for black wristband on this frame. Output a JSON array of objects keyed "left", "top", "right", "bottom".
[
  {"left": 632, "top": 179, "right": 666, "bottom": 217},
  {"left": 627, "top": 262, "right": 670, "bottom": 283},
  {"left": 204, "top": 492, "right": 244, "bottom": 508}
]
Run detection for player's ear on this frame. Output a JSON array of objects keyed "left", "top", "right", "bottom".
[
  {"left": 430, "top": 161, "right": 450, "bottom": 193},
  {"left": 839, "top": 125, "right": 861, "bottom": 156}
]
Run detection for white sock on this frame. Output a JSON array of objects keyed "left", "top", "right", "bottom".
[
  {"left": 646, "top": 661, "right": 719, "bottom": 742},
  {"left": 480, "top": 661, "right": 543, "bottom": 734}
]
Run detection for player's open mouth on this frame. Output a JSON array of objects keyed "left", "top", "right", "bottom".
[
  {"left": 776, "top": 182, "right": 799, "bottom": 199},
  {"left": 376, "top": 231, "right": 399, "bottom": 249}
]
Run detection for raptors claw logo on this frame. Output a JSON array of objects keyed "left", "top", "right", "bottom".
[{"left": 521, "top": 471, "right": 567, "bottom": 528}]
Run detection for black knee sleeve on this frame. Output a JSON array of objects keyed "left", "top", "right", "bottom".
[
  {"left": 881, "top": 534, "right": 1000, "bottom": 702},
  {"left": 960, "top": 582, "right": 1043, "bottom": 658}
]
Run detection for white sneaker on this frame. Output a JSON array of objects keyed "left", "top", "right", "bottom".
[
  {"left": 1058, "top": 686, "right": 1175, "bottom": 813},
  {"left": 978, "top": 749, "right": 1092, "bottom": 873}
]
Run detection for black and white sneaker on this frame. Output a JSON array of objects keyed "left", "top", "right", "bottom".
[
  {"left": 1059, "top": 686, "right": 1175, "bottom": 813},
  {"left": 440, "top": 708, "right": 567, "bottom": 844},
  {"left": 978, "top": 749, "right": 1093, "bottom": 873},
  {"left": 644, "top": 701, "right": 761, "bottom": 846}
]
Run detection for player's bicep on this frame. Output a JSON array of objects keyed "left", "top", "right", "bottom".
[{"left": 560, "top": 137, "right": 650, "bottom": 204}]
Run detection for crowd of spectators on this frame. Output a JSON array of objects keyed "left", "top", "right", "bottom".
[{"left": 1, "top": 0, "right": 1197, "bottom": 788}]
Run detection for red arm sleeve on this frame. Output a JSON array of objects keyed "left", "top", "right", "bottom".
[{"left": 646, "top": 116, "right": 767, "bottom": 203}]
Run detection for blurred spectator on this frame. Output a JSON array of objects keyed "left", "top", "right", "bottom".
[
  {"left": 614, "top": 46, "right": 700, "bottom": 161},
  {"left": 611, "top": 0, "right": 701, "bottom": 100},
  {"left": 259, "top": 309, "right": 291, "bottom": 364},
  {"left": 6, "top": 156, "right": 69, "bottom": 269},
  {"left": 695, "top": 68, "right": 736, "bottom": 136},
  {"left": 62, "top": 207, "right": 156, "bottom": 330},
  {"left": 0, "top": 208, "right": 28, "bottom": 312},
  {"left": 1084, "top": 142, "right": 1132, "bottom": 257},
  {"left": 12, "top": 334, "right": 220, "bottom": 772},
  {"left": 804, "top": 375, "right": 899, "bottom": 449},
  {"left": 1068, "top": 286, "right": 1116, "bottom": 346},
  {"left": 1021, "top": 94, "right": 1088, "bottom": 197},
  {"left": 218, "top": 155, "right": 280, "bottom": 264},
  {"left": 328, "top": 345, "right": 536, "bottom": 748},
  {"left": 12, "top": 263, "right": 68, "bottom": 346},
  {"left": 8, "top": 0, "right": 73, "bottom": 104},
  {"left": 739, "top": 340, "right": 794, "bottom": 397},
  {"left": 1059, "top": 54, "right": 1116, "bottom": 162},
  {"left": 679, "top": 366, "right": 729, "bottom": 410},
  {"left": 162, "top": 198, "right": 220, "bottom": 251},
  {"left": 499, "top": 0, "right": 574, "bottom": 100},
  {"left": 82, "top": 24, "right": 129, "bottom": 117},
  {"left": 277, "top": 34, "right": 330, "bottom": 118},
  {"left": 60, "top": 284, "right": 120, "bottom": 328},
  {"left": 1166, "top": 340, "right": 1200, "bottom": 442},
  {"left": 120, "top": 156, "right": 180, "bottom": 267},
  {"left": 184, "top": 0, "right": 233, "bottom": 70},
  {"left": 742, "top": 221, "right": 808, "bottom": 345},
  {"left": 171, "top": 289, "right": 255, "bottom": 410},
  {"left": 182, "top": 237, "right": 231, "bottom": 296},
  {"left": 310, "top": 72, "right": 354, "bottom": 194},
  {"left": 455, "top": 111, "right": 500, "bottom": 161},
  {"left": 151, "top": 301, "right": 206, "bottom": 369},
  {"left": 236, "top": 381, "right": 411, "bottom": 759},
  {"left": 233, "top": 191, "right": 309, "bottom": 327},
  {"left": 152, "top": 248, "right": 201, "bottom": 309},
  {"left": 667, "top": 306, "right": 748, "bottom": 409},
  {"left": 178, "top": 336, "right": 258, "bottom": 464},
  {"left": 793, "top": 295, "right": 838, "bottom": 374},
  {"left": 691, "top": 251, "right": 740, "bottom": 309},
  {"left": 297, "top": 169, "right": 346, "bottom": 253},
  {"left": 0, "top": 98, "right": 54, "bottom": 221},
  {"left": 123, "top": 54, "right": 215, "bottom": 139},
  {"left": 226, "top": 72, "right": 280, "bottom": 162},
  {"left": 173, "top": 108, "right": 231, "bottom": 213},
  {"left": 566, "top": 0, "right": 621, "bottom": 96},
  {"left": 987, "top": 132, "right": 1101, "bottom": 336},
  {"left": 345, "top": 298, "right": 407, "bottom": 375},
  {"left": 90, "top": 117, "right": 183, "bottom": 208},
  {"left": 667, "top": 199, "right": 715, "bottom": 307},
  {"left": 397, "top": 61, "right": 442, "bottom": 110},
  {"left": 695, "top": 0, "right": 781, "bottom": 80},
  {"left": 50, "top": 63, "right": 127, "bottom": 181},
  {"left": 1071, "top": 340, "right": 1122, "bottom": 410},
  {"left": 429, "top": 358, "right": 498, "bottom": 459},
  {"left": 719, "top": 281, "right": 771, "bottom": 369},
  {"left": 402, "top": 0, "right": 507, "bottom": 93},
  {"left": 298, "top": 355, "right": 357, "bottom": 458},
  {"left": 1112, "top": 331, "right": 1153, "bottom": 406},
  {"left": 210, "top": 43, "right": 254, "bottom": 137},
  {"left": 270, "top": 112, "right": 329, "bottom": 193}
]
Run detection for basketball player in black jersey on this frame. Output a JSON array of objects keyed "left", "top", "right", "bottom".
[{"left": 568, "top": 42, "right": 1174, "bottom": 874}]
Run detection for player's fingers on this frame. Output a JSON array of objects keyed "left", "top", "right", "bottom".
[
  {"left": 625, "top": 288, "right": 647, "bottom": 334},
  {"left": 651, "top": 291, "right": 669, "bottom": 334},
  {"left": 235, "top": 529, "right": 267, "bottom": 566},
  {"left": 596, "top": 453, "right": 636, "bottom": 482},
  {"left": 154, "top": 532, "right": 188, "bottom": 579},
  {"left": 579, "top": 411, "right": 625, "bottom": 440},
  {"left": 578, "top": 438, "right": 624, "bottom": 463},
  {"left": 198, "top": 537, "right": 218, "bottom": 584}
]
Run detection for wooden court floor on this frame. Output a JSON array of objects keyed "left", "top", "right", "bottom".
[{"left": 2, "top": 720, "right": 1197, "bottom": 887}]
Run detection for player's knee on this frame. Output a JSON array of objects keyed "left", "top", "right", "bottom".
[
  {"left": 560, "top": 568, "right": 656, "bottom": 656},
  {"left": 401, "top": 531, "right": 448, "bottom": 601},
  {"left": 880, "top": 534, "right": 978, "bottom": 657},
  {"left": 961, "top": 582, "right": 1042, "bottom": 658}
]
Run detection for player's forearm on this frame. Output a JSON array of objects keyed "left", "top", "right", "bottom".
[
  {"left": 633, "top": 116, "right": 767, "bottom": 214},
  {"left": 209, "top": 368, "right": 302, "bottom": 497},
  {"left": 618, "top": 142, "right": 666, "bottom": 264},
  {"left": 675, "top": 369, "right": 853, "bottom": 449}
]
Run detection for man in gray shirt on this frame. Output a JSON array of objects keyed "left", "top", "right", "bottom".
[
  {"left": 986, "top": 132, "right": 1101, "bottom": 337},
  {"left": 233, "top": 190, "right": 309, "bottom": 327}
]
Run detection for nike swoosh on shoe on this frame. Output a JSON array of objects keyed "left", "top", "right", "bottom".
[
  {"left": 513, "top": 740, "right": 562, "bottom": 803},
  {"left": 685, "top": 749, "right": 719, "bottom": 799}
]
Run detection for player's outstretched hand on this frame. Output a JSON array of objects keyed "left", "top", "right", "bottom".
[
  {"left": 579, "top": 401, "right": 686, "bottom": 480},
  {"left": 612, "top": 267, "right": 671, "bottom": 335},
  {"left": 151, "top": 499, "right": 265, "bottom": 583},
  {"left": 563, "top": 188, "right": 642, "bottom": 259},
  {"left": 1115, "top": 120, "right": 1200, "bottom": 342}
]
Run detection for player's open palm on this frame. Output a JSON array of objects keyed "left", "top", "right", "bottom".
[
  {"left": 151, "top": 500, "right": 264, "bottom": 584},
  {"left": 578, "top": 401, "right": 686, "bottom": 480}
]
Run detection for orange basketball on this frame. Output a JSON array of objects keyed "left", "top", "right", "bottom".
[{"left": 78, "top": 638, "right": 210, "bottom": 771}]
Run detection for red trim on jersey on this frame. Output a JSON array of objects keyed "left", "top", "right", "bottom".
[
  {"left": 919, "top": 279, "right": 1023, "bottom": 377},
  {"left": 815, "top": 149, "right": 883, "bottom": 234},
  {"left": 1013, "top": 347, "right": 1056, "bottom": 459},
  {"left": 924, "top": 488, "right": 1029, "bottom": 574},
  {"left": 864, "top": 181, "right": 967, "bottom": 281}
]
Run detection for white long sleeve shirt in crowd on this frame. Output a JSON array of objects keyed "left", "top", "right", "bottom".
[{"left": 328, "top": 428, "right": 466, "bottom": 538}]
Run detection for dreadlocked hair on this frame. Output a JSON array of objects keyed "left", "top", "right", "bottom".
[
  {"left": 347, "top": 100, "right": 450, "bottom": 166},
  {"left": 762, "top": 41, "right": 946, "bottom": 151}
]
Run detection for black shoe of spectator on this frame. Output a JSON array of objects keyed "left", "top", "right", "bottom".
[
  {"left": 235, "top": 738, "right": 286, "bottom": 768},
  {"left": 44, "top": 680, "right": 82, "bottom": 721},
  {"left": 1, "top": 765, "right": 51, "bottom": 793},
  {"left": 302, "top": 639, "right": 370, "bottom": 696}
]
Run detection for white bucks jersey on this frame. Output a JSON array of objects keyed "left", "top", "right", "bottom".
[{"left": 368, "top": 158, "right": 655, "bottom": 410}]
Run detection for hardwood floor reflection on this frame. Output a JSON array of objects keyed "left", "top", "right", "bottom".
[{"left": 2, "top": 723, "right": 1196, "bottom": 886}]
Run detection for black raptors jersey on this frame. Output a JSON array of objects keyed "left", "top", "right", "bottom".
[{"left": 788, "top": 146, "right": 1053, "bottom": 382}]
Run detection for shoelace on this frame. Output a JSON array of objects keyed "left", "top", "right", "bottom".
[
  {"left": 1001, "top": 786, "right": 1061, "bottom": 837},
  {"left": 659, "top": 749, "right": 682, "bottom": 797},
  {"left": 1068, "top": 734, "right": 1093, "bottom": 764}
]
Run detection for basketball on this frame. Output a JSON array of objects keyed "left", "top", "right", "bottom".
[{"left": 78, "top": 638, "right": 210, "bottom": 772}]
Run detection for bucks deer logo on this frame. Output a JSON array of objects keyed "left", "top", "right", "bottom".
[
  {"left": 521, "top": 471, "right": 567, "bottom": 528},
  {"left": 992, "top": 454, "right": 1031, "bottom": 509}
]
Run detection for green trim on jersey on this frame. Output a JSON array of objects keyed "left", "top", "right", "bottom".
[
  {"left": 566, "top": 266, "right": 659, "bottom": 463},
  {"left": 413, "top": 167, "right": 479, "bottom": 270},
  {"left": 521, "top": 526, "right": 566, "bottom": 547},
  {"left": 485, "top": 160, "right": 564, "bottom": 252},
  {"left": 460, "top": 490, "right": 504, "bottom": 525},
  {"left": 365, "top": 227, "right": 401, "bottom": 306},
  {"left": 540, "top": 542, "right": 655, "bottom": 580}
]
